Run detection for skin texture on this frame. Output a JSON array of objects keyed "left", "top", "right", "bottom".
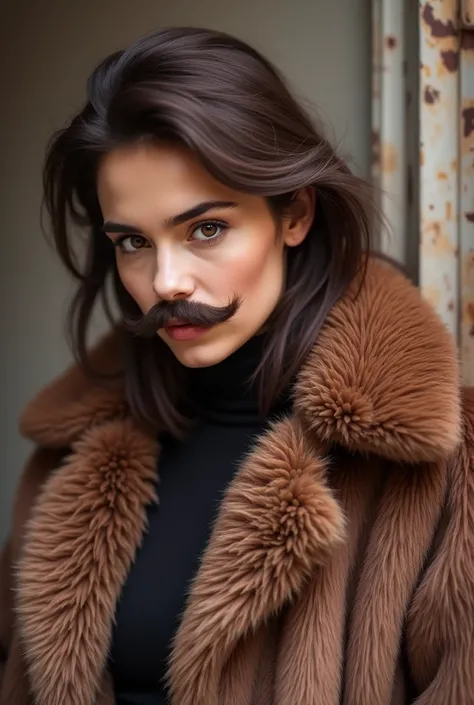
[{"left": 97, "top": 142, "right": 315, "bottom": 368}]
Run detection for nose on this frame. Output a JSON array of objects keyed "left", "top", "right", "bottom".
[{"left": 152, "top": 245, "right": 195, "bottom": 301}]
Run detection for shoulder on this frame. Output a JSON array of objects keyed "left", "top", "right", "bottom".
[{"left": 295, "top": 254, "right": 462, "bottom": 464}]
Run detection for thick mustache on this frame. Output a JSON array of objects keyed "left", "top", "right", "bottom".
[{"left": 123, "top": 296, "right": 242, "bottom": 338}]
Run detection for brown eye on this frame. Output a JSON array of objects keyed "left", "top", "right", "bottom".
[
  {"left": 116, "top": 235, "right": 150, "bottom": 253},
  {"left": 201, "top": 224, "right": 218, "bottom": 237},
  {"left": 130, "top": 235, "right": 147, "bottom": 249},
  {"left": 192, "top": 221, "right": 226, "bottom": 242}
]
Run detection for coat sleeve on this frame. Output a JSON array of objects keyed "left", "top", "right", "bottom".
[
  {"left": 0, "top": 446, "right": 67, "bottom": 695},
  {"left": 405, "top": 388, "right": 474, "bottom": 704}
]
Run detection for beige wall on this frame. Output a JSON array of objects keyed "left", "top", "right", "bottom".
[{"left": 0, "top": 0, "right": 371, "bottom": 539}]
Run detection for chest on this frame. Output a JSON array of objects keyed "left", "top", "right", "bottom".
[{"left": 110, "top": 419, "right": 267, "bottom": 698}]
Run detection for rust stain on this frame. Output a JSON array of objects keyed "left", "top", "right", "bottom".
[
  {"left": 429, "top": 204, "right": 435, "bottom": 210},
  {"left": 423, "top": 220, "right": 456, "bottom": 254},
  {"left": 422, "top": 3, "right": 457, "bottom": 38},
  {"left": 440, "top": 49, "right": 460, "bottom": 72},
  {"left": 448, "top": 299, "right": 455, "bottom": 311},
  {"left": 381, "top": 142, "right": 398, "bottom": 175},
  {"left": 423, "top": 286, "right": 440, "bottom": 309},
  {"left": 463, "top": 107, "right": 474, "bottom": 138},
  {"left": 467, "top": 303, "right": 474, "bottom": 336},
  {"left": 421, "top": 62, "right": 432, "bottom": 77},
  {"left": 386, "top": 35, "right": 397, "bottom": 50},
  {"left": 451, "top": 158, "right": 458, "bottom": 171},
  {"left": 461, "top": 30, "right": 474, "bottom": 50},
  {"left": 423, "top": 286, "right": 441, "bottom": 310},
  {"left": 466, "top": 212, "right": 474, "bottom": 222},
  {"left": 437, "top": 171, "right": 449, "bottom": 180},
  {"left": 446, "top": 202, "right": 453, "bottom": 220},
  {"left": 424, "top": 85, "right": 440, "bottom": 104}
]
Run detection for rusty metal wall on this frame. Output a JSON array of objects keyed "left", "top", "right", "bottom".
[
  {"left": 371, "top": 0, "right": 407, "bottom": 262},
  {"left": 460, "top": 14, "right": 474, "bottom": 384},
  {"left": 372, "top": 0, "right": 474, "bottom": 385},
  {"left": 419, "top": 0, "right": 460, "bottom": 335}
]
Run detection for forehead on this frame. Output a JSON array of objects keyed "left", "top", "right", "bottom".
[{"left": 97, "top": 142, "right": 240, "bottom": 220}]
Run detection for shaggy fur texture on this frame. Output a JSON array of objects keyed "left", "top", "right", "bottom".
[
  {"left": 0, "top": 258, "right": 472, "bottom": 705},
  {"left": 17, "top": 421, "right": 158, "bottom": 705},
  {"left": 167, "top": 417, "right": 345, "bottom": 705},
  {"left": 294, "top": 261, "right": 461, "bottom": 462}
]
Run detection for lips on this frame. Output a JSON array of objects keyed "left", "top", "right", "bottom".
[{"left": 164, "top": 322, "right": 212, "bottom": 342}]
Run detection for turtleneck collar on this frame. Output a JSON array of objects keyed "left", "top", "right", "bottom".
[{"left": 186, "top": 334, "right": 288, "bottom": 426}]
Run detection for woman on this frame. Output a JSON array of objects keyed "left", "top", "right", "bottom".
[{"left": 0, "top": 26, "right": 472, "bottom": 705}]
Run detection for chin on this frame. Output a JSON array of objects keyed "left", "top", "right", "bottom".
[
  {"left": 161, "top": 325, "right": 245, "bottom": 368},
  {"left": 170, "top": 340, "right": 235, "bottom": 368}
]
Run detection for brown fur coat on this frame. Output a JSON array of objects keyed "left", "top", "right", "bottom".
[{"left": 1, "top": 259, "right": 473, "bottom": 705}]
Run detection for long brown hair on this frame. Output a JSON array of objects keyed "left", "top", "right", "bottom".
[{"left": 43, "top": 26, "right": 378, "bottom": 437}]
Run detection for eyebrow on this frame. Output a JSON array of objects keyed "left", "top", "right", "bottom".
[{"left": 101, "top": 200, "right": 238, "bottom": 234}]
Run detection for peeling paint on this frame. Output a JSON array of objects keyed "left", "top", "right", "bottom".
[
  {"left": 460, "top": 23, "right": 474, "bottom": 384},
  {"left": 372, "top": 0, "right": 406, "bottom": 262},
  {"left": 461, "top": 0, "right": 474, "bottom": 28},
  {"left": 441, "top": 49, "right": 460, "bottom": 72},
  {"left": 419, "top": 0, "right": 460, "bottom": 335},
  {"left": 381, "top": 142, "right": 399, "bottom": 174},
  {"left": 422, "top": 220, "right": 457, "bottom": 254},
  {"left": 422, "top": 2, "right": 457, "bottom": 38},
  {"left": 421, "top": 62, "right": 432, "bottom": 77},
  {"left": 463, "top": 106, "right": 474, "bottom": 137},
  {"left": 461, "top": 29, "right": 474, "bottom": 49},
  {"left": 372, "top": 0, "right": 474, "bottom": 381},
  {"left": 424, "top": 85, "right": 440, "bottom": 103}
]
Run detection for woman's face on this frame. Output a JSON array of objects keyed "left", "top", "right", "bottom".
[{"left": 97, "top": 142, "right": 314, "bottom": 368}]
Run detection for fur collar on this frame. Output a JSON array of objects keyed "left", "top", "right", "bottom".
[
  {"left": 20, "top": 257, "right": 461, "bottom": 463},
  {"left": 14, "top": 258, "right": 463, "bottom": 705}
]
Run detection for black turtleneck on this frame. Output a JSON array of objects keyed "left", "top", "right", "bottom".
[{"left": 110, "top": 336, "right": 290, "bottom": 705}]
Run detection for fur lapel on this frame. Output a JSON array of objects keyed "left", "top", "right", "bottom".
[
  {"left": 167, "top": 417, "right": 345, "bottom": 705},
  {"left": 14, "top": 258, "right": 463, "bottom": 705},
  {"left": 272, "top": 454, "right": 386, "bottom": 705},
  {"left": 16, "top": 420, "right": 159, "bottom": 705},
  {"left": 20, "top": 258, "right": 461, "bottom": 462},
  {"left": 343, "top": 457, "right": 447, "bottom": 705}
]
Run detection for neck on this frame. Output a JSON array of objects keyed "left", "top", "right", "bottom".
[{"left": 185, "top": 334, "right": 289, "bottom": 425}]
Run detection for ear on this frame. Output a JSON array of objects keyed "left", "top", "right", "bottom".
[{"left": 282, "top": 188, "right": 316, "bottom": 248}]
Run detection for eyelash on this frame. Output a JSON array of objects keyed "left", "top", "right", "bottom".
[
  {"left": 192, "top": 219, "right": 228, "bottom": 246},
  {"left": 113, "top": 219, "right": 229, "bottom": 253}
]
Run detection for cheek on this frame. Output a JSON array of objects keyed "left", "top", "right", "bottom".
[{"left": 215, "top": 233, "right": 283, "bottom": 299}]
